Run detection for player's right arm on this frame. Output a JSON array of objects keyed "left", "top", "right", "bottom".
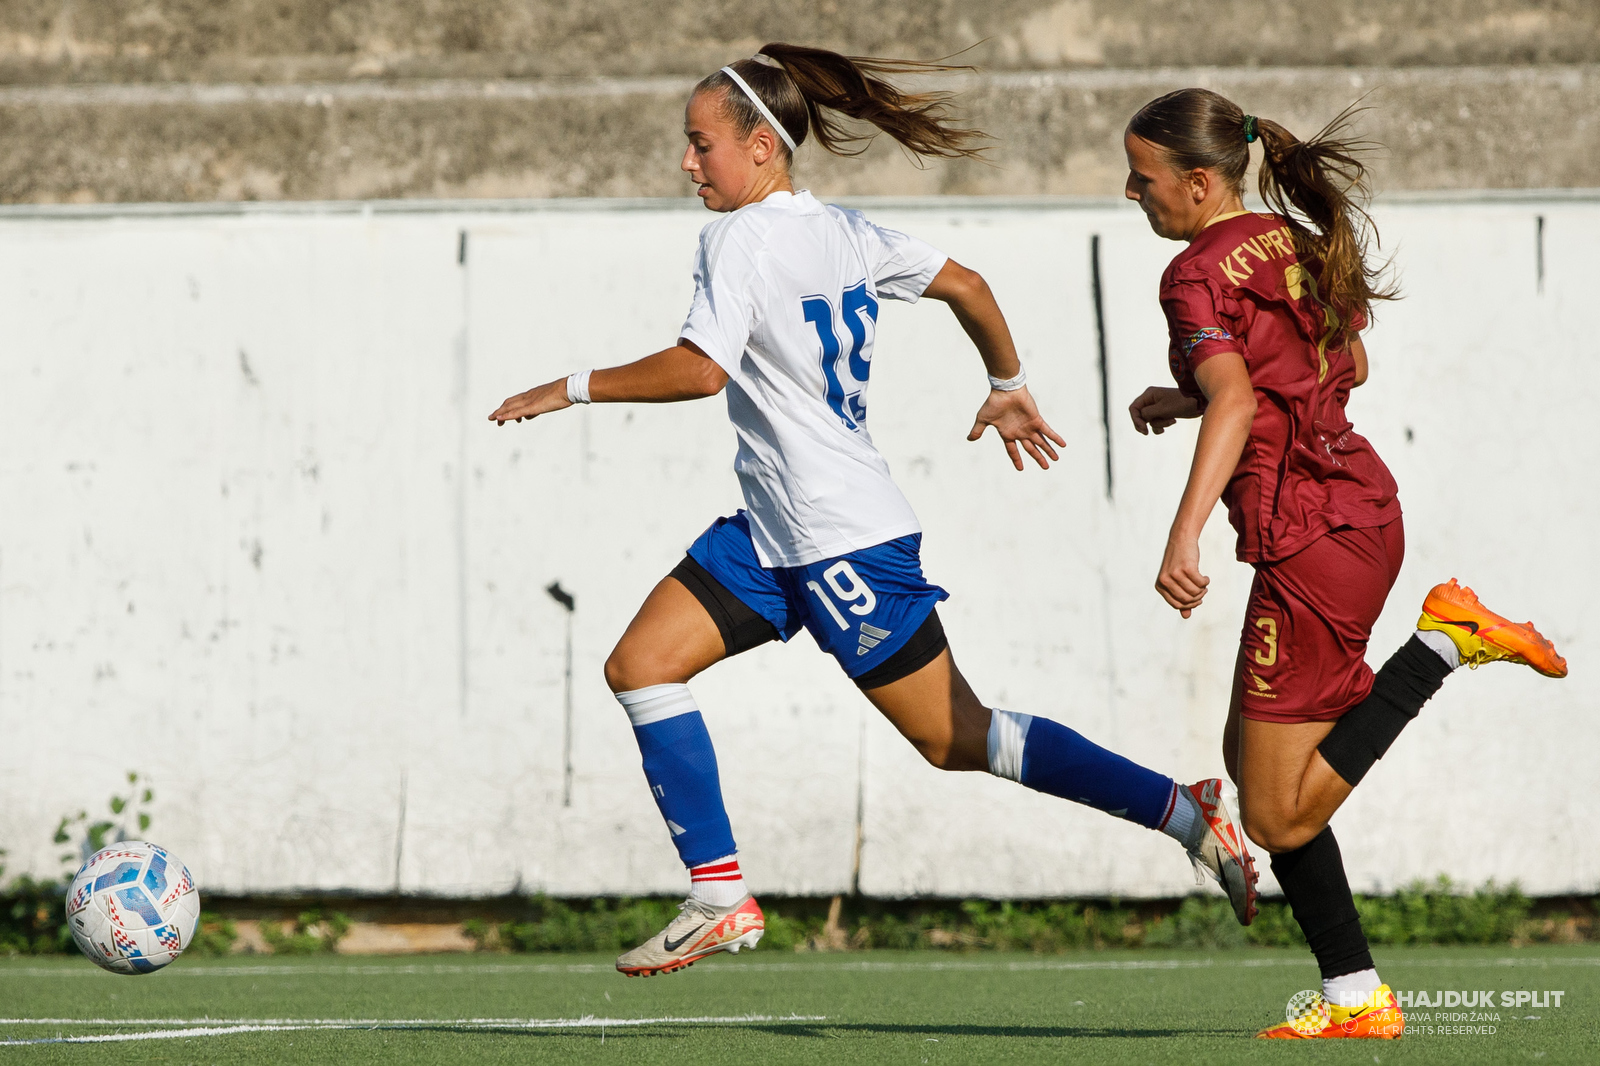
[
  {"left": 1156, "top": 352, "right": 1255, "bottom": 617},
  {"left": 1128, "top": 386, "right": 1202, "bottom": 434},
  {"left": 494, "top": 210, "right": 749, "bottom": 426},
  {"left": 488, "top": 342, "right": 729, "bottom": 424}
]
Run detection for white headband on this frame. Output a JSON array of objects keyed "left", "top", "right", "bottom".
[{"left": 720, "top": 64, "right": 798, "bottom": 152}]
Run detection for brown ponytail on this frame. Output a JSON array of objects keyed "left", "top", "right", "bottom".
[
  {"left": 1128, "top": 88, "right": 1397, "bottom": 339},
  {"left": 696, "top": 43, "right": 986, "bottom": 163}
]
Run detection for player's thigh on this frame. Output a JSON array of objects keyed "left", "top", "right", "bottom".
[
  {"left": 604, "top": 576, "right": 727, "bottom": 691},
  {"left": 1235, "top": 715, "right": 1338, "bottom": 848},
  {"left": 607, "top": 513, "right": 789, "bottom": 692},
  {"left": 860, "top": 647, "right": 990, "bottom": 772},
  {"left": 786, "top": 535, "right": 974, "bottom": 765}
]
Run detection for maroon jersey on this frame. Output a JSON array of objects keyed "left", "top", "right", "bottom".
[{"left": 1160, "top": 212, "right": 1400, "bottom": 563}]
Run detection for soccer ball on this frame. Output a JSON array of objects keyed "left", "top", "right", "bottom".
[{"left": 65, "top": 841, "right": 200, "bottom": 974}]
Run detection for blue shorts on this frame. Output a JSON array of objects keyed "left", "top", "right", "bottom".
[{"left": 682, "top": 512, "right": 949, "bottom": 683}]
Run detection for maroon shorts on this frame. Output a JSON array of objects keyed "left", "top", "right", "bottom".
[{"left": 1238, "top": 519, "right": 1405, "bottom": 724}]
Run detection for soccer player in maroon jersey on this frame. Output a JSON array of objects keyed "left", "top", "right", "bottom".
[{"left": 1121, "top": 88, "right": 1567, "bottom": 1039}]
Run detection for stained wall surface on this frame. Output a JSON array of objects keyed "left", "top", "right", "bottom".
[{"left": 0, "top": 194, "right": 1592, "bottom": 899}]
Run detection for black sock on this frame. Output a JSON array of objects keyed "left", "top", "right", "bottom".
[
  {"left": 1317, "top": 635, "right": 1453, "bottom": 787},
  {"left": 1270, "top": 825, "right": 1374, "bottom": 980}
]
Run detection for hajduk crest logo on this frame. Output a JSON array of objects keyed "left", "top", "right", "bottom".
[{"left": 1285, "top": 989, "right": 1332, "bottom": 1035}]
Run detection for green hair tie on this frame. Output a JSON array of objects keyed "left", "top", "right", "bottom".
[{"left": 1243, "top": 115, "right": 1259, "bottom": 143}]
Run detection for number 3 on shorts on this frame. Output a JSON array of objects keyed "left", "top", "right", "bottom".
[
  {"left": 1253, "top": 616, "right": 1278, "bottom": 666},
  {"left": 806, "top": 561, "right": 878, "bottom": 630}
]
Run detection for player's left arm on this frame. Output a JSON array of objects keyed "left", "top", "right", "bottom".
[
  {"left": 922, "top": 259, "right": 1066, "bottom": 472},
  {"left": 1156, "top": 352, "right": 1255, "bottom": 617},
  {"left": 1350, "top": 335, "right": 1368, "bottom": 387},
  {"left": 489, "top": 342, "right": 728, "bottom": 424}
]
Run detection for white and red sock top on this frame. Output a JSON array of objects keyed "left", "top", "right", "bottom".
[{"left": 689, "top": 855, "right": 748, "bottom": 908}]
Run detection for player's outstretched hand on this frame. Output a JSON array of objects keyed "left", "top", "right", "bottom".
[
  {"left": 489, "top": 380, "right": 572, "bottom": 425},
  {"left": 1129, "top": 385, "right": 1201, "bottom": 435},
  {"left": 967, "top": 386, "right": 1066, "bottom": 471},
  {"left": 1156, "top": 535, "right": 1209, "bottom": 618}
]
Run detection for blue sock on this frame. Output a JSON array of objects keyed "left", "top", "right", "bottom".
[
  {"left": 615, "top": 684, "right": 737, "bottom": 868},
  {"left": 988, "top": 709, "right": 1175, "bottom": 829}
]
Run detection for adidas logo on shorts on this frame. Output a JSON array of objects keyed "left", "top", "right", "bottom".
[{"left": 857, "top": 623, "right": 891, "bottom": 656}]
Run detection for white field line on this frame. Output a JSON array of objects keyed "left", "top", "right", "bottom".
[
  {"left": 0, "top": 1013, "right": 827, "bottom": 1046},
  {"left": 3, "top": 1025, "right": 319, "bottom": 1046},
  {"left": 0, "top": 1015, "right": 824, "bottom": 1027},
  {"left": 692, "top": 956, "right": 1600, "bottom": 974},
  {"left": 3, "top": 954, "right": 1597, "bottom": 979}
]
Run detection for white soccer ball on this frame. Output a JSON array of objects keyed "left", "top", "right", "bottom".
[{"left": 65, "top": 841, "right": 201, "bottom": 974}]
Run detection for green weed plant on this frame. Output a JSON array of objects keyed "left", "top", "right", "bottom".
[{"left": 458, "top": 880, "right": 1564, "bottom": 956}]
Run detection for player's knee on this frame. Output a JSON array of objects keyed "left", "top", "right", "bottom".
[
  {"left": 602, "top": 648, "right": 631, "bottom": 694},
  {"left": 605, "top": 639, "right": 700, "bottom": 693},
  {"left": 894, "top": 729, "right": 957, "bottom": 771},
  {"left": 1241, "top": 811, "right": 1318, "bottom": 855},
  {"left": 1274, "top": 819, "right": 1324, "bottom": 853},
  {"left": 908, "top": 732, "right": 987, "bottom": 772},
  {"left": 604, "top": 644, "right": 658, "bottom": 694},
  {"left": 1240, "top": 805, "right": 1275, "bottom": 851},
  {"left": 1241, "top": 815, "right": 1283, "bottom": 854}
]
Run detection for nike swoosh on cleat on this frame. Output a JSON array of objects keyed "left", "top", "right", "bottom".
[
  {"left": 1436, "top": 619, "right": 1479, "bottom": 634},
  {"left": 662, "top": 924, "right": 705, "bottom": 952}
]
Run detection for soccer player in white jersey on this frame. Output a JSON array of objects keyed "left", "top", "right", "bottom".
[{"left": 491, "top": 43, "right": 1258, "bottom": 977}]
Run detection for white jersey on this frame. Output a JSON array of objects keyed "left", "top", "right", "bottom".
[{"left": 679, "top": 190, "right": 948, "bottom": 569}]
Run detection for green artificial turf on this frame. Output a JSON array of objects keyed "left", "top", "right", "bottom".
[{"left": 2, "top": 945, "right": 1597, "bottom": 1064}]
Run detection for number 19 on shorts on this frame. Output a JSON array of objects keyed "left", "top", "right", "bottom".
[{"left": 806, "top": 561, "right": 877, "bottom": 630}]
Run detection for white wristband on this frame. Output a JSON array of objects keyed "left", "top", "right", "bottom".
[
  {"left": 566, "top": 370, "right": 593, "bottom": 404},
  {"left": 987, "top": 366, "right": 1027, "bottom": 391}
]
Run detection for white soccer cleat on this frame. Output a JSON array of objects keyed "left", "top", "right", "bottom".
[
  {"left": 1182, "top": 778, "right": 1259, "bottom": 925},
  {"left": 615, "top": 894, "right": 765, "bottom": 977}
]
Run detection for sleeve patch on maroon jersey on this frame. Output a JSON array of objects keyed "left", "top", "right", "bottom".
[{"left": 1181, "top": 327, "right": 1235, "bottom": 357}]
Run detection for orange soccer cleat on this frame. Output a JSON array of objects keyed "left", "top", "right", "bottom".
[
  {"left": 1320, "top": 985, "right": 1407, "bottom": 1039},
  {"left": 1257, "top": 986, "right": 1405, "bottom": 1039},
  {"left": 1418, "top": 579, "right": 1567, "bottom": 678}
]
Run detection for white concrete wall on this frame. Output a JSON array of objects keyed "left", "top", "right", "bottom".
[{"left": 0, "top": 194, "right": 1593, "bottom": 899}]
